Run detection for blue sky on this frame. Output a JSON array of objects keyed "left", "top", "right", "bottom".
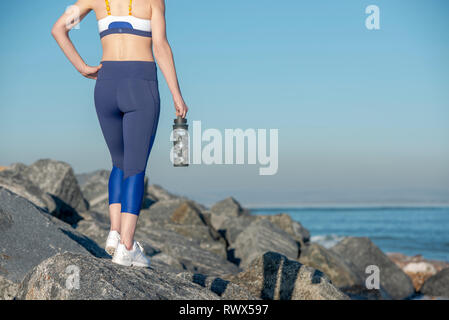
[{"left": 1, "top": 0, "right": 449, "bottom": 207}]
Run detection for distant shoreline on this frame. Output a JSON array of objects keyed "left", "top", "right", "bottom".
[{"left": 247, "top": 203, "right": 449, "bottom": 210}]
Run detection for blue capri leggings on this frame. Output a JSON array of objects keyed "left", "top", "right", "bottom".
[{"left": 94, "top": 61, "right": 160, "bottom": 215}]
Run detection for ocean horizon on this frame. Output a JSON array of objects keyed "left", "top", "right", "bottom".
[{"left": 249, "top": 206, "right": 449, "bottom": 263}]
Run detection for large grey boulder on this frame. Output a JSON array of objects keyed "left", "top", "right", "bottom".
[
  {"left": 209, "top": 197, "right": 250, "bottom": 230},
  {"left": 331, "top": 237, "right": 415, "bottom": 299},
  {"left": 136, "top": 199, "right": 227, "bottom": 258},
  {"left": 163, "top": 223, "right": 227, "bottom": 258},
  {"left": 167, "top": 201, "right": 227, "bottom": 257},
  {"left": 177, "top": 272, "right": 259, "bottom": 300},
  {"left": 256, "top": 213, "right": 310, "bottom": 246},
  {"left": 230, "top": 219, "right": 300, "bottom": 268},
  {"left": 139, "top": 198, "right": 187, "bottom": 226},
  {"left": 298, "top": 242, "right": 362, "bottom": 288},
  {"left": 223, "top": 252, "right": 349, "bottom": 300},
  {"left": 170, "top": 200, "right": 208, "bottom": 225},
  {"left": 0, "top": 187, "right": 107, "bottom": 299},
  {"left": 21, "top": 159, "right": 88, "bottom": 217},
  {"left": 0, "top": 166, "right": 57, "bottom": 214},
  {"left": 420, "top": 268, "right": 449, "bottom": 298},
  {"left": 216, "top": 215, "right": 258, "bottom": 247},
  {"left": 15, "top": 252, "right": 221, "bottom": 300},
  {"left": 3, "top": 159, "right": 87, "bottom": 224}
]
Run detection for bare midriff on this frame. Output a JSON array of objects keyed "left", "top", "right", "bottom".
[{"left": 100, "top": 34, "right": 154, "bottom": 61}]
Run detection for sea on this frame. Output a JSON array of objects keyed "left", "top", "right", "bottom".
[{"left": 249, "top": 206, "right": 449, "bottom": 262}]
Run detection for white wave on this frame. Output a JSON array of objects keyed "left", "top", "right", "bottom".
[{"left": 311, "top": 234, "right": 346, "bottom": 249}]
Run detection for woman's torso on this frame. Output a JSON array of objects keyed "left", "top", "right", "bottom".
[{"left": 92, "top": 0, "right": 154, "bottom": 61}]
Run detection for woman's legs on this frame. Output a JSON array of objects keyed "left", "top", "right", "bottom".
[{"left": 95, "top": 61, "right": 160, "bottom": 255}]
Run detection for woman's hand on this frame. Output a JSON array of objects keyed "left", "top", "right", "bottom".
[
  {"left": 174, "top": 98, "right": 188, "bottom": 118},
  {"left": 80, "top": 64, "right": 102, "bottom": 80}
]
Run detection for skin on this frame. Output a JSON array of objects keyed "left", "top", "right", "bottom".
[{"left": 51, "top": 0, "right": 187, "bottom": 250}]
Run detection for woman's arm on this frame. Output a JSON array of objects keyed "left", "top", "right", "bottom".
[
  {"left": 51, "top": 0, "right": 101, "bottom": 79},
  {"left": 151, "top": 0, "right": 188, "bottom": 118}
]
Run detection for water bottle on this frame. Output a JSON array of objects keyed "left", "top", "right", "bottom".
[{"left": 172, "top": 116, "right": 189, "bottom": 167}]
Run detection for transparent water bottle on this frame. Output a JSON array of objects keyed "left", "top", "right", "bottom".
[{"left": 172, "top": 116, "right": 189, "bottom": 167}]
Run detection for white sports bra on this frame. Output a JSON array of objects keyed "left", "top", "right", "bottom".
[{"left": 97, "top": 0, "right": 152, "bottom": 39}]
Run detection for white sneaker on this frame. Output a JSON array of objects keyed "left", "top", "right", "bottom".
[
  {"left": 105, "top": 230, "right": 121, "bottom": 256},
  {"left": 112, "top": 241, "right": 151, "bottom": 267}
]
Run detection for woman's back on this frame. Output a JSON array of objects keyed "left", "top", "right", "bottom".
[{"left": 92, "top": 0, "right": 154, "bottom": 61}]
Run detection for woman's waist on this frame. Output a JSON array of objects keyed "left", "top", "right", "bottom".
[
  {"left": 97, "top": 60, "right": 158, "bottom": 81},
  {"left": 101, "top": 35, "right": 153, "bottom": 58}
]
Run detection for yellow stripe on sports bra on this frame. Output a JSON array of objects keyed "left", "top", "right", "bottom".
[{"left": 104, "top": 0, "right": 133, "bottom": 16}]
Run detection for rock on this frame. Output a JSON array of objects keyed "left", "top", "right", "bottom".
[
  {"left": 151, "top": 253, "right": 185, "bottom": 272},
  {"left": 223, "top": 252, "right": 349, "bottom": 300},
  {"left": 420, "top": 268, "right": 449, "bottom": 298},
  {"left": 136, "top": 200, "right": 227, "bottom": 257},
  {"left": 170, "top": 201, "right": 205, "bottom": 225},
  {"left": 231, "top": 219, "right": 300, "bottom": 268},
  {"left": 211, "top": 197, "right": 249, "bottom": 217},
  {"left": 0, "top": 276, "right": 18, "bottom": 300},
  {"left": 209, "top": 197, "right": 250, "bottom": 230},
  {"left": 74, "top": 171, "right": 96, "bottom": 188},
  {"left": 403, "top": 262, "right": 437, "bottom": 274},
  {"left": 256, "top": 213, "right": 310, "bottom": 246},
  {"left": 80, "top": 169, "right": 110, "bottom": 204},
  {"left": 387, "top": 252, "right": 449, "bottom": 291},
  {"left": 2, "top": 159, "right": 87, "bottom": 225},
  {"left": 215, "top": 215, "right": 258, "bottom": 247},
  {"left": 331, "top": 237, "right": 415, "bottom": 299},
  {"left": 164, "top": 224, "right": 227, "bottom": 258},
  {"left": 21, "top": 159, "right": 88, "bottom": 218},
  {"left": 74, "top": 216, "right": 110, "bottom": 246},
  {"left": 298, "top": 243, "right": 362, "bottom": 288},
  {"left": 7, "top": 162, "right": 28, "bottom": 172},
  {"left": 403, "top": 264, "right": 437, "bottom": 292},
  {"left": 139, "top": 198, "right": 189, "bottom": 227},
  {"left": 147, "top": 184, "right": 184, "bottom": 202},
  {"left": 338, "top": 284, "right": 387, "bottom": 300},
  {"left": 135, "top": 226, "right": 242, "bottom": 276},
  {"left": 0, "top": 168, "right": 57, "bottom": 214},
  {"left": 177, "top": 272, "right": 259, "bottom": 300},
  {"left": 15, "top": 252, "right": 221, "bottom": 300},
  {"left": 0, "top": 187, "right": 108, "bottom": 299}
]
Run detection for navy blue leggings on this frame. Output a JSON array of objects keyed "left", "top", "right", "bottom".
[{"left": 94, "top": 61, "right": 160, "bottom": 215}]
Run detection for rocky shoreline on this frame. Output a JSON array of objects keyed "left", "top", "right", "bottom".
[{"left": 1, "top": 159, "right": 448, "bottom": 300}]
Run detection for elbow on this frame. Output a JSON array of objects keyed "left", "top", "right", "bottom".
[
  {"left": 51, "top": 22, "right": 67, "bottom": 39},
  {"left": 51, "top": 28, "right": 57, "bottom": 39},
  {"left": 51, "top": 24, "right": 60, "bottom": 39}
]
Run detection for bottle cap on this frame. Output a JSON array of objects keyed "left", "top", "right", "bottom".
[{"left": 174, "top": 116, "right": 187, "bottom": 124}]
